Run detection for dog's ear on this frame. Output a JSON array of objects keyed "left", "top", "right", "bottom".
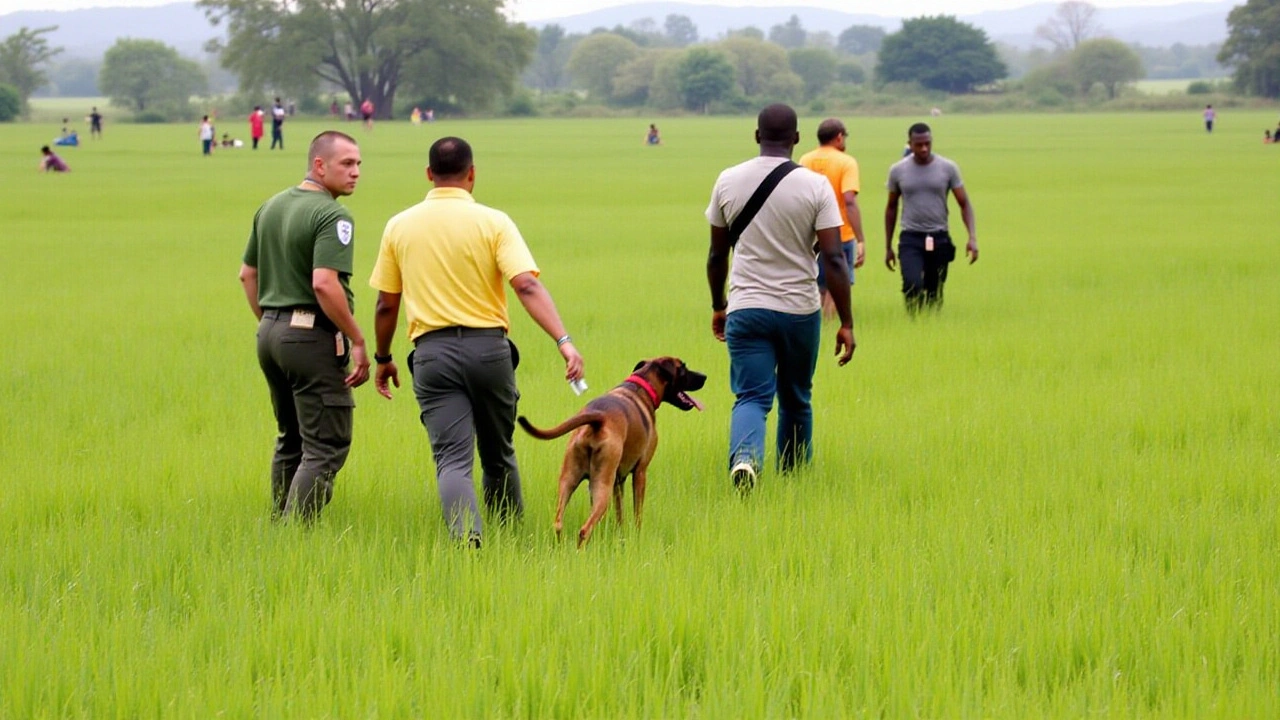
[
  {"left": 633, "top": 360, "right": 646, "bottom": 372},
  {"left": 653, "top": 358, "right": 676, "bottom": 381}
]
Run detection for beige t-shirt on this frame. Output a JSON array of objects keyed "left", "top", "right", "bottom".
[{"left": 706, "top": 156, "right": 841, "bottom": 315}]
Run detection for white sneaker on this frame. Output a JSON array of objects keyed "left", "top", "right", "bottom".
[{"left": 731, "top": 462, "right": 756, "bottom": 495}]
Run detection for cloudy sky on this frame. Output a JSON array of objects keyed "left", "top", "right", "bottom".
[{"left": 0, "top": 0, "right": 1189, "bottom": 21}]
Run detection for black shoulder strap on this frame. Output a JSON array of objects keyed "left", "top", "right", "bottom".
[{"left": 727, "top": 160, "right": 800, "bottom": 248}]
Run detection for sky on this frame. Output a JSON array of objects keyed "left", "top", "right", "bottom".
[{"left": 0, "top": 0, "right": 1204, "bottom": 21}]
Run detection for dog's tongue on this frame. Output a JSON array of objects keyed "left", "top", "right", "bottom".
[{"left": 677, "top": 391, "right": 704, "bottom": 411}]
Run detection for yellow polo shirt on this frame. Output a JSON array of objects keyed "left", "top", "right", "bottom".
[
  {"left": 369, "top": 187, "right": 539, "bottom": 341},
  {"left": 798, "top": 145, "right": 860, "bottom": 242}
]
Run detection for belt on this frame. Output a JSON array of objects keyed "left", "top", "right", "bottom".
[
  {"left": 261, "top": 306, "right": 338, "bottom": 330},
  {"left": 414, "top": 326, "right": 506, "bottom": 344}
]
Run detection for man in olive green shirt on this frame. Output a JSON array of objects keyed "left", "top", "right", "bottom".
[{"left": 239, "top": 131, "right": 371, "bottom": 520}]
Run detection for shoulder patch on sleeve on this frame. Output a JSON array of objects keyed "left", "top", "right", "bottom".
[{"left": 337, "top": 219, "right": 353, "bottom": 246}]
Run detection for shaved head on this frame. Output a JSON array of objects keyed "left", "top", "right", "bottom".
[
  {"left": 308, "top": 130, "right": 357, "bottom": 165},
  {"left": 757, "top": 104, "right": 798, "bottom": 144}
]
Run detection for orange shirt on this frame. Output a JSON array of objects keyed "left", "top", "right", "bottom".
[{"left": 798, "top": 145, "right": 860, "bottom": 242}]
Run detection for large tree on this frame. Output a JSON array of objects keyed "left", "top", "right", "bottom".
[
  {"left": 716, "top": 35, "right": 789, "bottom": 98},
  {"left": 1070, "top": 37, "right": 1143, "bottom": 98},
  {"left": 768, "top": 14, "right": 807, "bottom": 50},
  {"left": 876, "top": 15, "right": 1006, "bottom": 93},
  {"left": 1218, "top": 0, "right": 1280, "bottom": 97},
  {"left": 663, "top": 14, "right": 698, "bottom": 47},
  {"left": 788, "top": 47, "right": 838, "bottom": 100},
  {"left": 1036, "top": 1, "right": 1104, "bottom": 53},
  {"left": 0, "top": 26, "right": 62, "bottom": 112},
  {"left": 676, "top": 46, "right": 736, "bottom": 112},
  {"left": 199, "top": 0, "right": 534, "bottom": 117},
  {"left": 99, "top": 39, "right": 207, "bottom": 114},
  {"left": 566, "top": 32, "right": 640, "bottom": 100}
]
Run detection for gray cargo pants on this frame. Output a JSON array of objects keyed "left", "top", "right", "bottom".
[
  {"left": 257, "top": 308, "right": 355, "bottom": 520},
  {"left": 410, "top": 327, "right": 522, "bottom": 541}
]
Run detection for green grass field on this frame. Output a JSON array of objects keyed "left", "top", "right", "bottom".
[{"left": 3, "top": 108, "right": 1278, "bottom": 717}]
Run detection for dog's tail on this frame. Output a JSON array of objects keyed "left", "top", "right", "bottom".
[{"left": 517, "top": 411, "right": 606, "bottom": 440}]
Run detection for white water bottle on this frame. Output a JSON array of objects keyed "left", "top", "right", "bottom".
[{"left": 569, "top": 378, "right": 588, "bottom": 396}]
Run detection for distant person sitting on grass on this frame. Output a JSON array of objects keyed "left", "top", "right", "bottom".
[
  {"left": 645, "top": 123, "right": 661, "bottom": 145},
  {"left": 39, "top": 146, "right": 69, "bottom": 172},
  {"left": 221, "top": 133, "right": 244, "bottom": 148},
  {"left": 54, "top": 130, "right": 79, "bottom": 147}
]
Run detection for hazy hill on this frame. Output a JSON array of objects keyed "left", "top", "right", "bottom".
[{"left": 0, "top": 0, "right": 1231, "bottom": 61}]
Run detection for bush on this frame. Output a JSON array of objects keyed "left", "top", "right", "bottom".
[
  {"left": 0, "top": 83, "right": 20, "bottom": 121},
  {"left": 133, "top": 111, "right": 169, "bottom": 124},
  {"left": 1187, "top": 81, "right": 1213, "bottom": 95},
  {"left": 504, "top": 88, "right": 538, "bottom": 117}
]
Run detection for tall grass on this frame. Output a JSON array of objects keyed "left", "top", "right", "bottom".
[{"left": 2, "top": 111, "right": 1277, "bottom": 717}]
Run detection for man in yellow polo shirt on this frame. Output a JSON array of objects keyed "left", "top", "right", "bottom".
[
  {"left": 369, "top": 136, "right": 584, "bottom": 547},
  {"left": 799, "top": 118, "right": 866, "bottom": 319}
]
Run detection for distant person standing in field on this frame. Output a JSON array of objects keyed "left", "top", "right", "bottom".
[
  {"left": 249, "top": 106, "right": 265, "bottom": 150},
  {"left": 199, "top": 115, "right": 214, "bottom": 156},
  {"left": 239, "top": 130, "right": 370, "bottom": 521},
  {"left": 360, "top": 98, "right": 375, "bottom": 131},
  {"left": 89, "top": 107, "right": 102, "bottom": 139},
  {"left": 884, "top": 122, "right": 979, "bottom": 314},
  {"left": 38, "top": 145, "right": 69, "bottom": 172},
  {"left": 271, "top": 98, "right": 286, "bottom": 150},
  {"left": 705, "top": 103, "right": 855, "bottom": 494},
  {"left": 799, "top": 117, "right": 866, "bottom": 320},
  {"left": 368, "top": 136, "right": 584, "bottom": 546},
  {"left": 1203, "top": 104, "right": 1216, "bottom": 133}
]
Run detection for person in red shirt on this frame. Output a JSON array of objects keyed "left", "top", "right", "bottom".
[
  {"left": 360, "top": 98, "right": 374, "bottom": 131},
  {"left": 249, "top": 106, "right": 265, "bottom": 150}
]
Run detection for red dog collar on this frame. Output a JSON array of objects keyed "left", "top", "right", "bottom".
[{"left": 625, "top": 374, "right": 660, "bottom": 407}]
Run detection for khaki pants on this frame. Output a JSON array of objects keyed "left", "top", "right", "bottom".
[{"left": 257, "top": 309, "right": 355, "bottom": 520}]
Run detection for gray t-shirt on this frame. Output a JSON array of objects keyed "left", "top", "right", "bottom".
[
  {"left": 706, "top": 157, "right": 842, "bottom": 315},
  {"left": 886, "top": 154, "right": 963, "bottom": 233}
]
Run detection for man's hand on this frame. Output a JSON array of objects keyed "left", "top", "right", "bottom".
[
  {"left": 375, "top": 361, "right": 399, "bottom": 399},
  {"left": 711, "top": 310, "right": 727, "bottom": 342},
  {"left": 560, "top": 341, "right": 585, "bottom": 382},
  {"left": 834, "top": 326, "right": 855, "bottom": 366},
  {"left": 854, "top": 241, "right": 866, "bottom": 269},
  {"left": 884, "top": 246, "right": 897, "bottom": 271},
  {"left": 966, "top": 239, "right": 979, "bottom": 264},
  {"left": 345, "top": 341, "right": 371, "bottom": 388}
]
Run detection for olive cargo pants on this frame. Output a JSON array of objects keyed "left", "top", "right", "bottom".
[{"left": 257, "top": 309, "right": 355, "bottom": 520}]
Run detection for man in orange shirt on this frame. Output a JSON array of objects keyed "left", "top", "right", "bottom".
[{"left": 799, "top": 118, "right": 866, "bottom": 319}]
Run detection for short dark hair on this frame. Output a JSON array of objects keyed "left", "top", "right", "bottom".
[
  {"left": 757, "top": 104, "right": 798, "bottom": 144},
  {"left": 308, "top": 130, "right": 357, "bottom": 165},
  {"left": 908, "top": 122, "right": 931, "bottom": 138},
  {"left": 41, "top": 145, "right": 51, "bottom": 154},
  {"left": 817, "top": 118, "right": 845, "bottom": 145},
  {"left": 429, "top": 136, "right": 474, "bottom": 178}
]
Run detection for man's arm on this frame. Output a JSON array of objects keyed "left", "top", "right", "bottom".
[
  {"left": 372, "top": 291, "right": 401, "bottom": 399},
  {"left": 510, "top": 272, "right": 584, "bottom": 382},
  {"left": 707, "top": 224, "right": 732, "bottom": 341},
  {"left": 816, "top": 226, "right": 855, "bottom": 366},
  {"left": 239, "top": 263, "right": 262, "bottom": 320},
  {"left": 843, "top": 190, "right": 866, "bottom": 267},
  {"left": 312, "top": 268, "right": 369, "bottom": 388},
  {"left": 884, "top": 190, "right": 901, "bottom": 270},
  {"left": 952, "top": 186, "right": 978, "bottom": 263}
]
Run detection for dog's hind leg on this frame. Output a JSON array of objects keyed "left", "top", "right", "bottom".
[
  {"left": 632, "top": 464, "right": 649, "bottom": 529},
  {"left": 578, "top": 446, "right": 621, "bottom": 548}
]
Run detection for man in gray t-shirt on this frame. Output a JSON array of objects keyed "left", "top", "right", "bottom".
[
  {"left": 706, "top": 104, "right": 855, "bottom": 493},
  {"left": 884, "top": 122, "right": 979, "bottom": 313}
]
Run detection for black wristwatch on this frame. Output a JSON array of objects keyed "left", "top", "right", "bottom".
[{"left": 374, "top": 353, "right": 393, "bottom": 364}]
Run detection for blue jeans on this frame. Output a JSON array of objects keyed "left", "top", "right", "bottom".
[
  {"left": 725, "top": 308, "right": 821, "bottom": 475},
  {"left": 817, "top": 241, "right": 855, "bottom": 288}
]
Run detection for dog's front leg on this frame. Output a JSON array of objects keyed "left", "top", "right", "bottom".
[{"left": 632, "top": 465, "right": 648, "bottom": 529}]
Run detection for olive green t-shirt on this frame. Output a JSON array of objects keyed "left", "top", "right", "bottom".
[{"left": 243, "top": 187, "right": 355, "bottom": 311}]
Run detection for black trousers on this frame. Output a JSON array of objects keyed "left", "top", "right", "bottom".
[
  {"left": 898, "top": 230, "right": 955, "bottom": 313},
  {"left": 257, "top": 308, "right": 354, "bottom": 519}
]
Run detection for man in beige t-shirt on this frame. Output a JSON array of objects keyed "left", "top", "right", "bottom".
[{"left": 705, "top": 104, "right": 855, "bottom": 494}]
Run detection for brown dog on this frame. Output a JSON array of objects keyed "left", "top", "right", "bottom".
[{"left": 517, "top": 357, "right": 707, "bottom": 547}]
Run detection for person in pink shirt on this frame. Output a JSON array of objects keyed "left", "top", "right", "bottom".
[
  {"left": 39, "top": 146, "right": 69, "bottom": 172},
  {"left": 249, "top": 106, "right": 265, "bottom": 150}
]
